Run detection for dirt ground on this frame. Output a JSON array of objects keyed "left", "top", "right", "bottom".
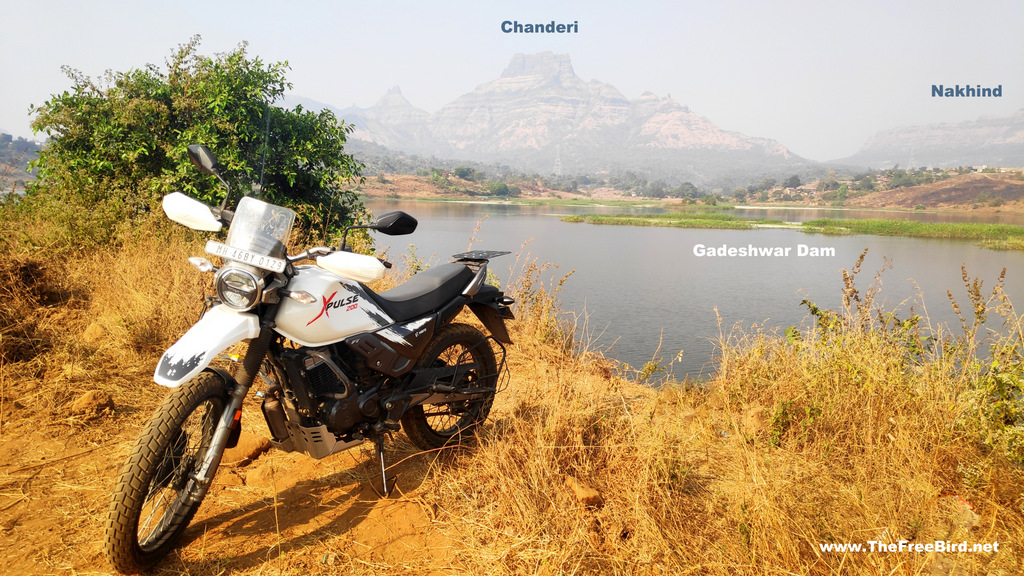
[
  {"left": 845, "top": 173, "right": 1024, "bottom": 213},
  {"left": 0, "top": 386, "right": 465, "bottom": 575}
]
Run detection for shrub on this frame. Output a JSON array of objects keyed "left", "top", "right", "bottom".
[{"left": 26, "top": 36, "right": 364, "bottom": 246}]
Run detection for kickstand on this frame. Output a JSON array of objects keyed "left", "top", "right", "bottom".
[{"left": 372, "top": 434, "right": 395, "bottom": 497}]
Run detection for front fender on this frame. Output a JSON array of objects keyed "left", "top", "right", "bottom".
[{"left": 154, "top": 305, "right": 261, "bottom": 387}]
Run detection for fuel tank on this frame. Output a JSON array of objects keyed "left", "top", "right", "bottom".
[{"left": 274, "top": 265, "right": 394, "bottom": 347}]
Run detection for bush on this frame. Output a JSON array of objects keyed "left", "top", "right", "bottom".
[{"left": 25, "top": 36, "right": 364, "bottom": 246}]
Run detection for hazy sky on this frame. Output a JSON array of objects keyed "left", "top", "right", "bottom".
[{"left": 2, "top": 0, "right": 1022, "bottom": 162}]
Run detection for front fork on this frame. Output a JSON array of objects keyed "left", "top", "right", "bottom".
[{"left": 186, "top": 329, "right": 273, "bottom": 504}]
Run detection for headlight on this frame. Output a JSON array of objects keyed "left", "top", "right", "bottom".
[{"left": 215, "top": 267, "right": 263, "bottom": 311}]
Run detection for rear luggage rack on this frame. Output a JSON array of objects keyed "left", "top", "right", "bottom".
[{"left": 452, "top": 250, "right": 510, "bottom": 263}]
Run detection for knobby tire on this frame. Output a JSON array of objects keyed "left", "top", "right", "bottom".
[
  {"left": 401, "top": 323, "right": 497, "bottom": 450},
  {"left": 104, "top": 371, "right": 229, "bottom": 574}
]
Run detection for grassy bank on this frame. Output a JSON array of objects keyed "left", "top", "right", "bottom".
[
  {"left": 564, "top": 211, "right": 1024, "bottom": 250},
  {"left": 803, "top": 217, "right": 1024, "bottom": 243},
  {"left": 0, "top": 209, "right": 1022, "bottom": 575},
  {"left": 562, "top": 211, "right": 781, "bottom": 230}
]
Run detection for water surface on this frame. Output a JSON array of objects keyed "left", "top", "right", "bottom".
[{"left": 365, "top": 199, "right": 1024, "bottom": 379}]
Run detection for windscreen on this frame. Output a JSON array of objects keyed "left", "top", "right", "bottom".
[{"left": 225, "top": 196, "right": 296, "bottom": 255}]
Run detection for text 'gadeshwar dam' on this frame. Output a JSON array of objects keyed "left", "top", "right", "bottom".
[{"left": 692, "top": 244, "right": 836, "bottom": 258}]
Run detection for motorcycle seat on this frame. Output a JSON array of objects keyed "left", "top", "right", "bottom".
[{"left": 368, "top": 263, "right": 474, "bottom": 323}]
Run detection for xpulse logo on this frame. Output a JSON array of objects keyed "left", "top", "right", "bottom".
[{"left": 306, "top": 291, "right": 360, "bottom": 326}]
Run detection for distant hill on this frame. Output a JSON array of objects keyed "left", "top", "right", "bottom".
[
  {"left": 837, "top": 110, "right": 1024, "bottom": 169},
  {"left": 285, "top": 53, "right": 816, "bottom": 188},
  {"left": 0, "top": 133, "right": 41, "bottom": 187}
]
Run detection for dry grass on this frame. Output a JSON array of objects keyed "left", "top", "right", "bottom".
[
  {"left": 0, "top": 213, "right": 1021, "bottom": 575},
  {"left": 415, "top": 253, "right": 1024, "bottom": 575}
]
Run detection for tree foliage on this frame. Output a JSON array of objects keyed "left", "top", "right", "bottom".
[{"left": 27, "top": 36, "right": 363, "bottom": 245}]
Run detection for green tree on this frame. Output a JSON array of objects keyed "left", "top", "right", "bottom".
[
  {"left": 783, "top": 174, "right": 801, "bottom": 188},
  {"left": 27, "top": 36, "right": 363, "bottom": 245},
  {"left": 816, "top": 170, "right": 838, "bottom": 192},
  {"left": 853, "top": 174, "right": 874, "bottom": 191},
  {"left": 452, "top": 166, "right": 479, "bottom": 181},
  {"left": 641, "top": 180, "right": 667, "bottom": 198},
  {"left": 669, "top": 181, "right": 701, "bottom": 198}
]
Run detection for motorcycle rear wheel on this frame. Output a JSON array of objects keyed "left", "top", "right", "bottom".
[
  {"left": 104, "top": 371, "right": 228, "bottom": 574},
  {"left": 402, "top": 323, "right": 497, "bottom": 450}
]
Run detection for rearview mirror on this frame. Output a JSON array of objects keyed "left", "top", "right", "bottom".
[
  {"left": 187, "top": 144, "right": 221, "bottom": 177},
  {"left": 371, "top": 211, "right": 418, "bottom": 236}
]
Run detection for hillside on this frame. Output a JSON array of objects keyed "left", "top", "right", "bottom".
[
  {"left": 838, "top": 109, "right": 1024, "bottom": 169},
  {"left": 0, "top": 133, "right": 41, "bottom": 188},
  {"left": 847, "top": 172, "right": 1024, "bottom": 210}
]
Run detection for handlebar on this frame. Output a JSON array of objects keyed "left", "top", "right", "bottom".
[
  {"left": 285, "top": 247, "right": 392, "bottom": 269},
  {"left": 286, "top": 246, "right": 334, "bottom": 263}
]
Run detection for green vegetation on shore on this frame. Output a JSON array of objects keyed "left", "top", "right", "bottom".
[
  {"left": 564, "top": 212, "right": 1024, "bottom": 250},
  {"left": 802, "top": 217, "right": 1024, "bottom": 241},
  {"left": 803, "top": 218, "right": 1024, "bottom": 250},
  {"left": 562, "top": 211, "right": 781, "bottom": 230}
]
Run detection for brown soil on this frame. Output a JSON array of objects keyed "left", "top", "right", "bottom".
[
  {"left": 0, "top": 387, "right": 460, "bottom": 575},
  {"left": 846, "top": 173, "right": 1024, "bottom": 212}
]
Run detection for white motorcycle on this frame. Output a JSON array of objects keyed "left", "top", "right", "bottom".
[{"left": 104, "top": 144, "right": 515, "bottom": 573}]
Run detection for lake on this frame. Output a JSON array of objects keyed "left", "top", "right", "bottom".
[{"left": 364, "top": 199, "right": 1024, "bottom": 379}]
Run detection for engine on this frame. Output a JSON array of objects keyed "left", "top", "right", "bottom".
[{"left": 277, "top": 347, "right": 381, "bottom": 435}]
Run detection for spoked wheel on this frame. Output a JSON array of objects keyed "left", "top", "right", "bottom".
[
  {"left": 104, "top": 372, "right": 229, "bottom": 574},
  {"left": 402, "top": 323, "right": 498, "bottom": 450}
]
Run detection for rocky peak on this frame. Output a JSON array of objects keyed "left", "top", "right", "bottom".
[
  {"left": 500, "top": 52, "right": 577, "bottom": 86},
  {"left": 373, "top": 86, "right": 415, "bottom": 109},
  {"left": 365, "top": 85, "right": 429, "bottom": 123}
]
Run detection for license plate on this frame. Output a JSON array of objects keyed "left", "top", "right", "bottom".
[{"left": 205, "top": 241, "right": 287, "bottom": 273}]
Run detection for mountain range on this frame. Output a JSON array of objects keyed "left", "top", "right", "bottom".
[
  {"left": 286, "top": 53, "right": 1022, "bottom": 185},
  {"left": 837, "top": 109, "right": 1024, "bottom": 169},
  {"left": 287, "top": 53, "right": 814, "bottom": 187}
]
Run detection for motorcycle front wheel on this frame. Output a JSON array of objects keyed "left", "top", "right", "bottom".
[
  {"left": 104, "top": 371, "right": 228, "bottom": 574},
  {"left": 402, "top": 323, "right": 498, "bottom": 450}
]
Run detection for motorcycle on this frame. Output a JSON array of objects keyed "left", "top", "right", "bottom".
[{"left": 103, "top": 144, "right": 515, "bottom": 573}]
